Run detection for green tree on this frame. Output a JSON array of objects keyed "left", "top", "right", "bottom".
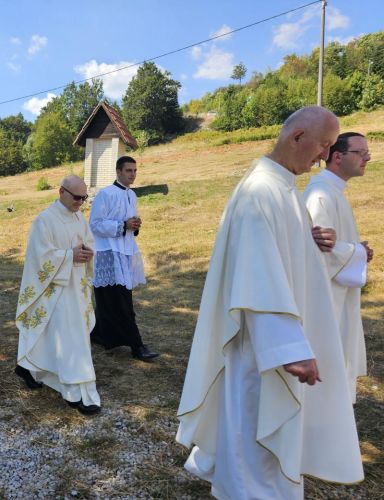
[
  {"left": 0, "top": 128, "right": 27, "bottom": 176},
  {"left": 346, "top": 71, "right": 366, "bottom": 103},
  {"left": 211, "top": 86, "right": 248, "bottom": 131},
  {"left": 356, "top": 32, "right": 384, "bottom": 77},
  {"left": 285, "top": 78, "right": 317, "bottom": 111},
  {"left": 60, "top": 80, "right": 104, "bottom": 135},
  {"left": 134, "top": 130, "right": 150, "bottom": 165},
  {"left": 242, "top": 83, "right": 289, "bottom": 127},
  {"left": 323, "top": 74, "right": 356, "bottom": 116},
  {"left": 359, "top": 74, "right": 384, "bottom": 110},
  {"left": 278, "top": 54, "right": 310, "bottom": 80},
  {"left": 28, "top": 111, "right": 75, "bottom": 169},
  {"left": 122, "top": 62, "right": 184, "bottom": 142},
  {"left": 324, "top": 42, "right": 347, "bottom": 78},
  {"left": 231, "top": 62, "right": 247, "bottom": 84},
  {"left": 0, "top": 113, "right": 32, "bottom": 143},
  {"left": 245, "top": 71, "right": 263, "bottom": 89}
]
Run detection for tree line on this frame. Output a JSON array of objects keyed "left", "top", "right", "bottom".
[
  {"left": 0, "top": 62, "right": 184, "bottom": 176},
  {"left": 0, "top": 31, "right": 383, "bottom": 176},
  {"left": 183, "top": 31, "right": 384, "bottom": 131}
]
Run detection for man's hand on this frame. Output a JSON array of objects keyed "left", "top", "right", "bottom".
[
  {"left": 361, "top": 241, "right": 374, "bottom": 263},
  {"left": 283, "top": 359, "right": 321, "bottom": 386},
  {"left": 312, "top": 226, "right": 336, "bottom": 252},
  {"left": 73, "top": 243, "right": 94, "bottom": 263},
  {"left": 125, "top": 216, "right": 142, "bottom": 232}
]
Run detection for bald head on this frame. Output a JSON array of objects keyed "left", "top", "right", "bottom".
[
  {"left": 280, "top": 106, "right": 339, "bottom": 139},
  {"left": 269, "top": 106, "right": 340, "bottom": 175},
  {"left": 59, "top": 175, "right": 88, "bottom": 212},
  {"left": 61, "top": 175, "right": 86, "bottom": 191}
]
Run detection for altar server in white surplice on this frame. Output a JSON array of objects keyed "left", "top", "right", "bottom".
[
  {"left": 15, "top": 175, "right": 101, "bottom": 415},
  {"left": 305, "top": 132, "right": 373, "bottom": 403},
  {"left": 90, "top": 156, "right": 158, "bottom": 361},
  {"left": 176, "top": 107, "right": 364, "bottom": 500}
]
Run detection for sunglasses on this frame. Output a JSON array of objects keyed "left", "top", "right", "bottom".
[{"left": 61, "top": 186, "right": 88, "bottom": 202}]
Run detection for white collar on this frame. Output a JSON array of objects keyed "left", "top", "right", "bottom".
[{"left": 115, "top": 180, "right": 130, "bottom": 190}]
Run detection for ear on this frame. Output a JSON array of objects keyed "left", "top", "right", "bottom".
[
  {"left": 292, "top": 129, "right": 305, "bottom": 143},
  {"left": 332, "top": 151, "right": 343, "bottom": 164}
]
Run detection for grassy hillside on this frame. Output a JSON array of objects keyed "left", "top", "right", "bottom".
[{"left": 0, "top": 111, "right": 383, "bottom": 498}]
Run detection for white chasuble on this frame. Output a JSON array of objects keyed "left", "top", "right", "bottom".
[
  {"left": 177, "top": 157, "right": 363, "bottom": 496},
  {"left": 305, "top": 170, "right": 367, "bottom": 403},
  {"left": 16, "top": 201, "right": 100, "bottom": 406}
]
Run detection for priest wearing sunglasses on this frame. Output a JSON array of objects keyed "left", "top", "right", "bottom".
[{"left": 15, "top": 175, "right": 101, "bottom": 415}]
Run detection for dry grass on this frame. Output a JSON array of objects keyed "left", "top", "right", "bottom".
[{"left": 0, "top": 111, "right": 383, "bottom": 498}]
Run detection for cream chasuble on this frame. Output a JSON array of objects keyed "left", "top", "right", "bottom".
[
  {"left": 177, "top": 157, "right": 363, "bottom": 493},
  {"left": 16, "top": 201, "right": 100, "bottom": 406},
  {"left": 304, "top": 170, "right": 367, "bottom": 403}
]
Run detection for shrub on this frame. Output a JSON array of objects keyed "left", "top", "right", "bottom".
[
  {"left": 36, "top": 176, "right": 51, "bottom": 191},
  {"left": 366, "top": 131, "right": 384, "bottom": 141}
]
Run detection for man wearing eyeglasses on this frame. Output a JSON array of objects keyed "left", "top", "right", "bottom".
[
  {"left": 304, "top": 132, "right": 374, "bottom": 404},
  {"left": 15, "top": 175, "right": 101, "bottom": 415}
]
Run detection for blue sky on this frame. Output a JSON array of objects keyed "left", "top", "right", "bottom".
[{"left": 0, "top": 0, "right": 383, "bottom": 121}]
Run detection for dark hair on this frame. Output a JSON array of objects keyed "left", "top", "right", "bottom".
[
  {"left": 116, "top": 156, "right": 136, "bottom": 170},
  {"left": 326, "top": 132, "right": 365, "bottom": 164}
]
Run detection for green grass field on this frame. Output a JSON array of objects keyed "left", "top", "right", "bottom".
[{"left": 0, "top": 109, "right": 383, "bottom": 498}]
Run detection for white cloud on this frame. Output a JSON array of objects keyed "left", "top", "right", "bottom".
[
  {"left": 210, "top": 24, "right": 233, "bottom": 42},
  {"left": 7, "top": 61, "right": 21, "bottom": 72},
  {"left": 28, "top": 34, "right": 48, "bottom": 55},
  {"left": 327, "top": 7, "right": 350, "bottom": 31},
  {"left": 272, "top": 4, "right": 350, "bottom": 50},
  {"left": 273, "top": 22, "right": 308, "bottom": 49},
  {"left": 74, "top": 60, "right": 138, "bottom": 99},
  {"left": 10, "top": 37, "right": 21, "bottom": 45},
  {"left": 300, "top": 5, "right": 319, "bottom": 24},
  {"left": 191, "top": 46, "right": 202, "bottom": 61},
  {"left": 180, "top": 73, "right": 188, "bottom": 80},
  {"left": 272, "top": 5, "right": 318, "bottom": 49},
  {"left": 193, "top": 46, "right": 234, "bottom": 80},
  {"left": 23, "top": 93, "right": 56, "bottom": 115}
]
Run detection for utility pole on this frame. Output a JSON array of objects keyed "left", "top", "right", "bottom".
[{"left": 317, "top": 0, "right": 327, "bottom": 106}]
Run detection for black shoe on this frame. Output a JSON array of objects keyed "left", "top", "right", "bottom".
[
  {"left": 14, "top": 365, "right": 43, "bottom": 389},
  {"left": 132, "top": 344, "right": 159, "bottom": 361},
  {"left": 66, "top": 399, "right": 101, "bottom": 415}
]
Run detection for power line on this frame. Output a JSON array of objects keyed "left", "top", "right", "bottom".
[{"left": 0, "top": 0, "right": 321, "bottom": 107}]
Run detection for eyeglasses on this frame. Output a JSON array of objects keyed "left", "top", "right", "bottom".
[
  {"left": 342, "top": 150, "right": 370, "bottom": 158},
  {"left": 61, "top": 186, "right": 88, "bottom": 202}
]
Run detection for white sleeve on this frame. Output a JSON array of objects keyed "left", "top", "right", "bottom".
[
  {"left": 89, "top": 192, "right": 121, "bottom": 238},
  {"left": 245, "top": 312, "right": 314, "bottom": 373},
  {"left": 333, "top": 243, "right": 367, "bottom": 287}
]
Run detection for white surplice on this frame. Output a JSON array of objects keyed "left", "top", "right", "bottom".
[
  {"left": 176, "top": 157, "right": 364, "bottom": 499},
  {"left": 304, "top": 170, "right": 367, "bottom": 403},
  {"left": 16, "top": 201, "right": 100, "bottom": 406},
  {"left": 89, "top": 183, "right": 146, "bottom": 289}
]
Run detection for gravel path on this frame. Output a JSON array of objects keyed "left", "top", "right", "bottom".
[{"left": 0, "top": 396, "right": 196, "bottom": 499}]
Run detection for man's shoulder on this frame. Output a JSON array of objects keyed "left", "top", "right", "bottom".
[
  {"left": 35, "top": 203, "right": 56, "bottom": 222},
  {"left": 305, "top": 173, "right": 333, "bottom": 192},
  {"left": 96, "top": 185, "right": 117, "bottom": 196},
  {"left": 304, "top": 176, "right": 340, "bottom": 207}
]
